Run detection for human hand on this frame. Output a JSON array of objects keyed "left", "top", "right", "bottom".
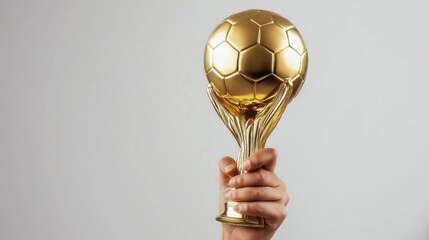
[{"left": 218, "top": 148, "right": 289, "bottom": 240}]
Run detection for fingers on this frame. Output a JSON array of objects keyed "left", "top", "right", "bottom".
[
  {"left": 225, "top": 186, "right": 287, "bottom": 203},
  {"left": 219, "top": 156, "right": 237, "bottom": 187},
  {"left": 242, "top": 148, "right": 277, "bottom": 172},
  {"left": 218, "top": 148, "right": 288, "bottom": 229},
  {"left": 219, "top": 156, "right": 237, "bottom": 177},
  {"left": 234, "top": 201, "right": 287, "bottom": 221},
  {"left": 229, "top": 169, "right": 283, "bottom": 188}
]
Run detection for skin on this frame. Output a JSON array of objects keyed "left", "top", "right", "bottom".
[{"left": 218, "top": 148, "right": 289, "bottom": 240}]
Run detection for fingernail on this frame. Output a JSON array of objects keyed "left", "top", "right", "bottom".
[
  {"left": 224, "top": 164, "right": 234, "bottom": 173},
  {"left": 242, "top": 160, "right": 251, "bottom": 171}
]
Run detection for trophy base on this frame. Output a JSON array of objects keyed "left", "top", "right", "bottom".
[{"left": 216, "top": 201, "right": 265, "bottom": 228}]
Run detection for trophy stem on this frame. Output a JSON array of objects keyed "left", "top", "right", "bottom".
[
  {"left": 216, "top": 119, "right": 266, "bottom": 228},
  {"left": 237, "top": 120, "right": 264, "bottom": 174},
  {"left": 208, "top": 83, "right": 292, "bottom": 228}
]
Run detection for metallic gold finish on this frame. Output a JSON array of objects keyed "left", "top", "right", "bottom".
[
  {"left": 272, "top": 15, "right": 294, "bottom": 30},
  {"left": 227, "top": 21, "right": 259, "bottom": 50},
  {"left": 216, "top": 202, "right": 265, "bottom": 227},
  {"left": 213, "top": 42, "right": 239, "bottom": 75},
  {"left": 227, "top": 10, "right": 258, "bottom": 24},
  {"left": 260, "top": 24, "right": 288, "bottom": 52},
  {"left": 300, "top": 50, "right": 308, "bottom": 76},
  {"left": 207, "top": 69, "right": 227, "bottom": 95},
  {"left": 204, "top": 46, "right": 213, "bottom": 72},
  {"left": 240, "top": 45, "right": 273, "bottom": 82},
  {"left": 255, "top": 75, "right": 284, "bottom": 101},
  {"left": 288, "top": 28, "right": 306, "bottom": 55},
  {"left": 275, "top": 47, "right": 301, "bottom": 79},
  {"left": 251, "top": 12, "right": 274, "bottom": 26},
  {"left": 208, "top": 21, "right": 232, "bottom": 48},
  {"left": 225, "top": 73, "right": 255, "bottom": 100},
  {"left": 204, "top": 9, "right": 308, "bottom": 228}
]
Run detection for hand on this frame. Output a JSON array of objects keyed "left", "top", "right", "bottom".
[{"left": 218, "top": 148, "right": 289, "bottom": 240}]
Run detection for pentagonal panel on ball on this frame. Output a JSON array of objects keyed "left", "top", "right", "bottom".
[
  {"left": 206, "top": 69, "right": 227, "bottom": 96},
  {"left": 272, "top": 15, "right": 294, "bottom": 30},
  {"left": 225, "top": 73, "right": 255, "bottom": 101},
  {"left": 213, "top": 42, "right": 239, "bottom": 76},
  {"left": 275, "top": 47, "right": 301, "bottom": 79},
  {"left": 239, "top": 45, "right": 274, "bottom": 82},
  {"left": 227, "top": 20, "right": 259, "bottom": 50},
  {"left": 255, "top": 75, "right": 283, "bottom": 101},
  {"left": 287, "top": 28, "right": 306, "bottom": 55},
  {"left": 208, "top": 21, "right": 232, "bottom": 48},
  {"left": 251, "top": 12, "right": 273, "bottom": 25},
  {"left": 260, "top": 24, "right": 288, "bottom": 53}
]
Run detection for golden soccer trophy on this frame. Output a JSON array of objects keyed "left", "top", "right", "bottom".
[{"left": 204, "top": 9, "right": 308, "bottom": 227}]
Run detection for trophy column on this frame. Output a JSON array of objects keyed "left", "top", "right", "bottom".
[{"left": 208, "top": 83, "right": 292, "bottom": 228}]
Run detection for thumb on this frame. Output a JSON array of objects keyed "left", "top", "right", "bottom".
[{"left": 219, "top": 156, "right": 237, "bottom": 188}]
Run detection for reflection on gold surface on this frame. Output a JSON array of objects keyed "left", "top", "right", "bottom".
[
  {"left": 208, "top": 21, "right": 231, "bottom": 48},
  {"left": 255, "top": 75, "right": 283, "bottom": 101},
  {"left": 275, "top": 47, "right": 301, "bottom": 79},
  {"left": 204, "top": 46, "right": 213, "bottom": 72},
  {"left": 227, "top": 20, "right": 259, "bottom": 50},
  {"left": 251, "top": 12, "right": 274, "bottom": 25},
  {"left": 206, "top": 69, "right": 226, "bottom": 96},
  {"left": 227, "top": 10, "right": 258, "bottom": 24},
  {"left": 291, "top": 75, "right": 305, "bottom": 97},
  {"left": 213, "top": 42, "right": 238, "bottom": 76},
  {"left": 239, "top": 45, "right": 273, "bottom": 81},
  {"left": 225, "top": 73, "right": 255, "bottom": 100},
  {"left": 300, "top": 50, "right": 308, "bottom": 76},
  {"left": 288, "top": 28, "right": 306, "bottom": 54},
  {"left": 260, "top": 24, "right": 288, "bottom": 52},
  {"left": 272, "top": 15, "right": 294, "bottom": 30}
]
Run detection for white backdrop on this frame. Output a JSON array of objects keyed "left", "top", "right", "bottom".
[{"left": 1, "top": 0, "right": 429, "bottom": 239}]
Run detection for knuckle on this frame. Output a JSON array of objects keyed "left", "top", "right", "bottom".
[
  {"left": 256, "top": 203, "right": 264, "bottom": 214},
  {"left": 241, "top": 203, "right": 249, "bottom": 213},
  {"left": 255, "top": 188, "right": 264, "bottom": 199},
  {"left": 236, "top": 175, "right": 245, "bottom": 186},
  {"left": 257, "top": 170, "right": 266, "bottom": 183},
  {"left": 247, "top": 160, "right": 253, "bottom": 169},
  {"left": 230, "top": 189, "right": 237, "bottom": 200}
]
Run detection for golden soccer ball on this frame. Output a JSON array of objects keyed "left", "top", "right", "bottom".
[{"left": 204, "top": 9, "right": 308, "bottom": 114}]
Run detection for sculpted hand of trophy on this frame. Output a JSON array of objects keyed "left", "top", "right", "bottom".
[{"left": 204, "top": 9, "right": 308, "bottom": 227}]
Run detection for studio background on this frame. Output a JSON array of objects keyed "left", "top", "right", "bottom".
[{"left": 1, "top": 0, "right": 428, "bottom": 239}]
